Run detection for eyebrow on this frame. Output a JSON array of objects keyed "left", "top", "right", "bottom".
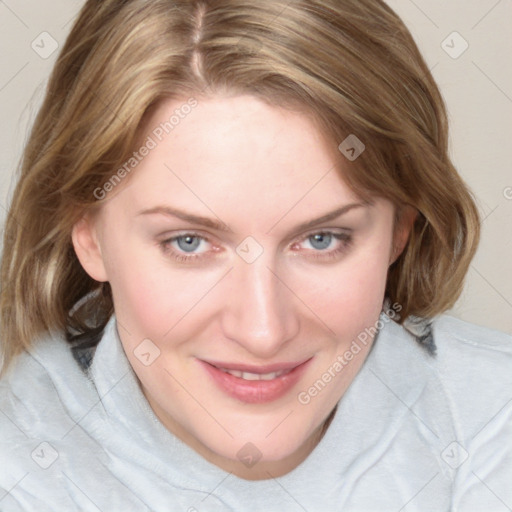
[
  {"left": 137, "top": 206, "right": 233, "bottom": 232},
  {"left": 136, "top": 201, "right": 370, "bottom": 233},
  {"left": 290, "top": 201, "right": 370, "bottom": 233}
]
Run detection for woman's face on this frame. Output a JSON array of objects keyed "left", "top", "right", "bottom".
[{"left": 74, "top": 94, "right": 410, "bottom": 479}]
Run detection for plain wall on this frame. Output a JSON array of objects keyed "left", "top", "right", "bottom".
[{"left": 0, "top": 1, "right": 511, "bottom": 333}]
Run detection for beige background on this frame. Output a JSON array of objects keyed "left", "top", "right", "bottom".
[{"left": 1, "top": 1, "right": 511, "bottom": 333}]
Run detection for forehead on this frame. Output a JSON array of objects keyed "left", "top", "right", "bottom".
[
  {"left": 114, "top": 94, "right": 366, "bottom": 227},
  {"left": 145, "top": 94, "right": 335, "bottom": 168}
]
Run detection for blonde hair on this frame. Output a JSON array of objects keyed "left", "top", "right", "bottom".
[{"left": 0, "top": 0, "right": 479, "bottom": 372}]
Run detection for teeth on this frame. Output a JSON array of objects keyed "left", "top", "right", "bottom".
[
  {"left": 257, "top": 372, "right": 279, "bottom": 381},
  {"left": 241, "top": 371, "right": 261, "bottom": 381},
  {"left": 220, "top": 368, "right": 290, "bottom": 380},
  {"left": 224, "top": 369, "right": 243, "bottom": 378}
]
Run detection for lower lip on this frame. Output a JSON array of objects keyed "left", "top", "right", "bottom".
[{"left": 200, "top": 360, "right": 312, "bottom": 404}]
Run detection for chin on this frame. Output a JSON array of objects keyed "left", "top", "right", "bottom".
[{"left": 208, "top": 417, "right": 319, "bottom": 464}]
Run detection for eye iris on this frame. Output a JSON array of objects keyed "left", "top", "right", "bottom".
[
  {"left": 177, "top": 235, "right": 201, "bottom": 252},
  {"left": 309, "top": 233, "right": 332, "bottom": 250}
]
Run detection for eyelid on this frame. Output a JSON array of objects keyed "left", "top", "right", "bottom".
[
  {"left": 159, "top": 230, "right": 213, "bottom": 250},
  {"left": 278, "top": 223, "right": 352, "bottom": 248},
  {"left": 299, "top": 226, "right": 352, "bottom": 238},
  {"left": 292, "top": 230, "right": 353, "bottom": 262},
  {"left": 160, "top": 227, "right": 351, "bottom": 248},
  {"left": 159, "top": 228, "right": 354, "bottom": 267},
  {"left": 292, "top": 227, "right": 352, "bottom": 245},
  {"left": 159, "top": 230, "right": 212, "bottom": 243}
]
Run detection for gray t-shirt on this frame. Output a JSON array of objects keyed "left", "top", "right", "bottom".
[{"left": 1, "top": 313, "right": 511, "bottom": 511}]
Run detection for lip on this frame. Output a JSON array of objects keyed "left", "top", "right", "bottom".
[{"left": 199, "top": 358, "right": 312, "bottom": 404}]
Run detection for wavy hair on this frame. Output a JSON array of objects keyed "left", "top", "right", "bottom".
[{"left": 0, "top": 0, "right": 480, "bottom": 372}]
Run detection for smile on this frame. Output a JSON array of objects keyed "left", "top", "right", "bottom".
[
  {"left": 199, "top": 358, "right": 312, "bottom": 404},
  {"left": 218, "top": 368, "right": 292, "bottom": 380}
]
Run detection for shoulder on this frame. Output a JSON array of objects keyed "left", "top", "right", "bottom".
[
  {"left": 427, "top": 316, "right": 512, "bottom": 510},
  {"left": 425, "top": 315, "right": 512, "bottom": 437},
  {"left": 428, "top": 314, "right": 512, "bottom": 435},
  {"left": 359, "top": 314, "right": 512, "bottom": 509},
  {"left": 0, "top": 334, "right": 104, "bottom": 509},
  {"left": 425, "top": 314, "right": 512, "bottom": 415},
  {"left": 0, "top": 326, "right": 160, "bottom": 510},
  {"left": 0, "top": 331, "right": 95, "bottom": 434},
  {"left": 372, "top": 314, "right": 512, "bottom": 429},
  {"left": 432, "top": 314, "right": 512, "bottom": 351},
  {"left": 430, "top": 314, "right": 512, "bottom": 384}
]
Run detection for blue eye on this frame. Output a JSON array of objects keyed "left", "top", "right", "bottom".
[
  {"left": 297, "top": 231, "right": 353, "bottom": 261},
  {"left": 175, "top": 235, "right": 202, "bottom": 252},
  {"left": 308, "top": 233, "right": 333, "bottom": 250},
  {"left": 159, "top": 230, "right": 352, "bottom": 264},
  {"left": 159, "top": 232, "right": 212, "bottom": 263}
]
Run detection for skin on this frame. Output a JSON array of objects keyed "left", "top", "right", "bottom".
[{"left": 72, "top": 94, "right": 415, "bottom": 480}]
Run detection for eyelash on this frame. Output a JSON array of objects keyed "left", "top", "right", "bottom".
[{"left": 159, "top": 230, "right": 353, "bottom": 264}]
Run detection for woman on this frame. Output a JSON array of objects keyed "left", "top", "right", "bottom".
[{"left": 1, "top": 0, "right": 510, "bottom": 510}]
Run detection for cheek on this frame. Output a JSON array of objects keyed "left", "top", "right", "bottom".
[
  {"left": 100, "top": 237, "right": 176, "bottom": 334},
  {"left": 303, "top": 241, "right": 391, "bottom": 335},
  {"left": 105, "top": 242, "right": 220, "bottom": 339}
]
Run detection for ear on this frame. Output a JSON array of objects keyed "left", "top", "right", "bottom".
[
  {"left": 71, "top": 213, "right": 109, "bottom": 282},
  {"left": 389, "top": 205, "right": 417, "bottom": 265}
]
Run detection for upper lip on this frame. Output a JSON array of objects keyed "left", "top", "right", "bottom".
[{"left": 202, "top": 358, "right": 312, "bottom": 374}]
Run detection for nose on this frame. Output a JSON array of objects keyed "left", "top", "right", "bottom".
[{"left": 220, "top": 255, "right": 300, "bottom": 359}]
